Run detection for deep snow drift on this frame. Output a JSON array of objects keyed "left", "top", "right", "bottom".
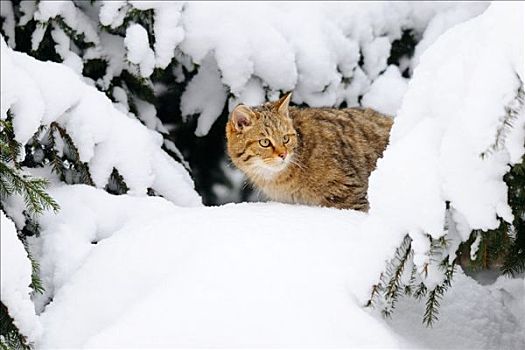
[{"left": 27, "top": 185, "right": 525, "bottom": 349}]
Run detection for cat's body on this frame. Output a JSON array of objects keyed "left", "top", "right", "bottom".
[{"left": 226, "top": 94, "right": 392, "bottom": 211}]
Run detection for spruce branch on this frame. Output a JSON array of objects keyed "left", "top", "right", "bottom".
[
  {"left": 49, "top": 122, "right": 95, "bottom": 186},
  {"left": 501, "top": 152, "right": 525, "bottom": 276},
  {"left": 383, "top": 235, "right": 413, "bottom": 312},
  {"left": 423, "top": 257, "right": 456, "bottom": 327},
  {"left": 0, "top": 302, "right": 30, "bottom": 350},
  {"left": 0, "top": 162, "right": 59, "bottom": 215},
  {"left": 481, "top": 74, "right": 524, "bottom": 158},
  {"left": 0, "top": 118, "right": 21, "bottom": 165},
  {"left": 366, "top": 235, "right": 413, "bottom": 316},
  {"left": 105, "top": 168, "right": 129, "bottom": 195},
  {"left": 413, "top": 282, "right": 428, "bottom": 300},
  {"left": 21, "top": 240, "right": 45, "bottom": 295},
  {"left": 423, "top": 287, "right": 442, "bottom": 327}
]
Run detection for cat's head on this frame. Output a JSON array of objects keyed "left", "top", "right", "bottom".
[{"left": 226, "top": 93, "right": 298, "bottom": 178}]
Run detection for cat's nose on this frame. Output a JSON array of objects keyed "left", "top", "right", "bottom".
[{"left": 278, "top": 151, "right": 287, "bottom": 159}]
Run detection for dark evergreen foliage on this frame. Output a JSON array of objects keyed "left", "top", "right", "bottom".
[{"left": 387, "top": 29, "right": 418, "bottom": 78}]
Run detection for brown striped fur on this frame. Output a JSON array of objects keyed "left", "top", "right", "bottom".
[{"left": 226, "top": 93, "right": 393, "bottom": 211}]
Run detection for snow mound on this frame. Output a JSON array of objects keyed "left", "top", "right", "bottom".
[
  {"left": 34, "top": 185, "right": 387, "bottom": 348},
  {"left": 33, "top": 185, "right": 524, "bottom": 348},
  {"left": 0, "top": 37, "right": 200, "bottom": 207}
]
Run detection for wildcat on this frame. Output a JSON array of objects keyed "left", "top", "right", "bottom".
[{"left": 225, "top": 93, "right": 393, "bottom": 211}]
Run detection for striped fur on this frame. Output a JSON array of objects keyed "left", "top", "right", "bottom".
[{"left": 226, "top": 94, "right": 393, "bottom": 211}]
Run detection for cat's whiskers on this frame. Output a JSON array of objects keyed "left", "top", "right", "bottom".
[{"left": 288, "top": 157, "right": 305, "bottom": 171}]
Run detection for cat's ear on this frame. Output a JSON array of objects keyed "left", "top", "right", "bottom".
[
  {"left": 274, "top": 92, "right": 292, "bottom": 118},
  {"left": 231, "top": 104, "right": 254, "bottom": 132}
]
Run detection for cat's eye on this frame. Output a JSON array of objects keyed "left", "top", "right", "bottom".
[
  {"left": 283, "top": 135, "right": 290, "bottom": 144},
  {"left": 259, "top": 138, "right": 271, "bottom": 148}
]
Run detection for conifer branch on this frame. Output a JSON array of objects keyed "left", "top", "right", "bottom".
[
  {"left": 382, "top": 235, "right": 413, "bottom": 314},
  {"left": 0, "top": 162, "right": 59, "bottom": 215},
  {"left": 0, "top": 302, "right": 31, "bottom": 350}
]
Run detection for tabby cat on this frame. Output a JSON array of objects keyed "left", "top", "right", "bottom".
[{"left": 225, "top": 93, "right": 393, "bottom": 211}]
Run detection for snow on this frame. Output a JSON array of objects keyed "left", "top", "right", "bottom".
[
  {"left": 360, "top": 2, "right": 524, "bottom": 292},
  {"left": 33, "top": 1, "right": 99, "bottom": 47},
  {"left": 1, "top": 212, "right": 42, "bottom": 343},
  {"left": 0, "top": 0, "right": 15, "bottom": 47},
  {"left": 133, "top": 98, "right": 168, "bottom": 133},
  {"left": 361, "top": 65, "right": 409, "bottom": 116},
  {"left": 27, "top": 185, "right": 524, "bottom": 348},
  {"left": 180, "top": 54, "right": 228, "bottom": 136},
  {"left": 0, "top": 37, "right": 200, "bottom": 206},
  {"left": 98, "top": 1, "right": 127, "bottom": 28},
  {"left": 149, "top": 2, "right": 185, "bottom": 69},
  {"left": 362, "top": 36, "right": 391, "bottom": 81},
  {"left": 410, "top": 4, "right": 490, "bottom": 73},
  {"left": 97, "top": 32, "right": 127, "bottom": 89},
  {"left": 27, "top": 185, "right": 180, "bottom": 314},
  {"left": 124, "top": 24, "right": 155, "bottom": 78},
  {"left": 470, "top": 232, "right": 482, "bottom": 260},
  {"left": 0, "top": 39, "right": 44, "bottom": 146},
  {"left": 177, "top": 2, "right": 487, "bottom": 133},
  {"left": 18, "top": 1, "right": 37, "bottom": 26},
  {"left": 50, "top": 24, "right": 84, "bottom": 75},
  {"left": 388, "top": 271, "right": 525, "bottom": 349},
  {"left": 2, "top": 2, "right": 524, "bottom": 349},
  {"left": 3, "top": 2, "right": 487, "bottom": 137},
  {"left": 232, "top": 78, "right": 267, "bottom": 107},
  {"left": 111, "top": 86, "right": 129, "bottom": 113}
]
